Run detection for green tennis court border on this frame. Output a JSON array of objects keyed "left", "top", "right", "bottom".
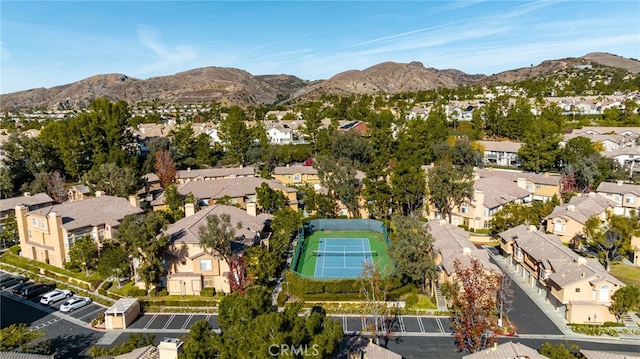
[{"left": 294, "top": 229, "right": 393, "bottom": 278}]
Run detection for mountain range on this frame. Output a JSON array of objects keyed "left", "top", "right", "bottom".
[{"left": 1, "top": 52, "right": 639, "bottom": 112}]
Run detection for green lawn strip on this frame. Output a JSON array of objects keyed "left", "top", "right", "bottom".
[{"left": 610, "top": 262, "right": 640, "bottom": 286}]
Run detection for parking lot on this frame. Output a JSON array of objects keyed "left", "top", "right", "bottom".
[{"left": 0, "top": 276, "right": 106, "bottom": 330}]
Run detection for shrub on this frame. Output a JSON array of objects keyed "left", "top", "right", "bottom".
[
  {"left": 405, "top": 294, "right": 419, "bottom": 308},
  {"left": 9, "top": 245, "right": 20, "bottom": 255},
  {"left": 127, "top": 287, "right": 147, "bottom": 297},
  {"left": 603, "top": 321, "right": 625, "bottom": 327},
  {"left": 277, "top": 292, "right": 288, "bottom": 307},
  {"left": 200, "top": 288, "right": 216, "bottom": 297},
  {"left": 102, "top": 281, "right": 113, "bottom": 291},
  {"left": 151, "top": 288, "right": 168, "bottom": 297}
]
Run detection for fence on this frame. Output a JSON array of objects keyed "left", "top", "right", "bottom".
[
  {"left": 290, "top": 218, "right": 392, "bottom": 277},
  {"left": 304, "top": 219, "right": 391, "bottom": 246}
]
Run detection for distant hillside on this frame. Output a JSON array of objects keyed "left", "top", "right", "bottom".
[{"left": 1, "top": 52, "right": 638, "bottom": 111}]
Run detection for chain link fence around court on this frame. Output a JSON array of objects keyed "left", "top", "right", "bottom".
[{"left": 291, "top": 219, "right": 391, "bottom": 277}]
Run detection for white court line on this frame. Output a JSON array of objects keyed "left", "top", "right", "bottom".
[
  {"left": 321, "top": 239, "right": 327, "bottom": 278},
  {"left": 323, "top": 266, "right": 365, "bottom": 269}
]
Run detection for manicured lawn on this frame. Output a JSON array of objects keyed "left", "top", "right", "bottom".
[
  {"left": 413, "top": 294, "right": 436, "bottom": 310},
  {"left": 610, "top": 262, "right": 640, "bottom": 286}
]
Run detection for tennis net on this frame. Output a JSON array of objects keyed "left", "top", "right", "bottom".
[{"left": 312, "top": 250, "right": 378, "bottom": 257}]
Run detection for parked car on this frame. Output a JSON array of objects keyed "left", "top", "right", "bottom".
[
  {"left": 21, "top": 283, "right": 55, "bottom": 299},
  {"left": 40, "top": 289, "right": 73, "bottom": 305},
  {"left": 60, "top": 297, "right": 92, "bottom": 312},
  {"left": 12, "top": 280, "right": 36, "bottom": 295},
  {"left": 0, "top": 274, "right": 28, "bottom": 289}
]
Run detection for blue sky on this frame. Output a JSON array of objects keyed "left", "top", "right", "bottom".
[{"left": 1, "top": 1, "right": 639, "bottom": 94}]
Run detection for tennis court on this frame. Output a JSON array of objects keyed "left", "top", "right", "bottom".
[
  {"left": 294, "top": 229, "right": 393, "bottom": 279},
  {"left": 313, "top": 238, "right": 376, "bottom": 278}
]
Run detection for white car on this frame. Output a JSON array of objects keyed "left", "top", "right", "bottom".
[
  {"left": 60, "top": 297, "right": 92, "bottom": 312},
  {"left": 39, "top": 289, "right": 73, "bottom": 305}
]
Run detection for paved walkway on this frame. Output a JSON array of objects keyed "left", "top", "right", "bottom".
[{"left": 485, "top": 247, "right": 574, "bottom": 337}]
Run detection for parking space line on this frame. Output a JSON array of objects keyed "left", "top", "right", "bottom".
[
  {"left": 77, "top": 307, "right": 104, "bottom": 323},
  {"left": 379, "top": 317, "right": 386, "bottom": 333},
  {"left": 182, "top": 315, "right": 193, "bottom": 330},
  {"left": 163, "top": 314, "right": 176, "bottom": 330},
  {"left": 144, "top": 315, "right": 158, "bottom": 329},
  {"left": 342, "top": 316, "right": 347, "bottom": 331},
  {"left": 361, "top": 317, "right": 367, "bottom": 332},
  {"left": 30, "top": 318, "right": 61, "bottom": 331},
  {"left": 398, "top": 315, "right": 406, "bottom": 332},
  {"left": 417, "top": 317, "right": 425, "bottom": 333},
  {"left": 436, "top": 318, "right": 445, "bottom": 333}
]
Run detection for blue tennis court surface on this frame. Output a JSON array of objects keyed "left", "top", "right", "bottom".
[{"left": 313, "top": 238, "right": 374, "bottom": 278}]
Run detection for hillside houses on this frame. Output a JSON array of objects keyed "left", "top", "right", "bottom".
[
  {"left": 476, "top": 140, "right": 523, "bottom": 167},
  {"left": 596, "top": 180, "right": 640, "bottom": 216}
]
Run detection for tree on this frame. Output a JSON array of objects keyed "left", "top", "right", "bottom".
[
  {"left": 389, "top": 215, "right": 436, "bottom": 293},
  {"left": 490, "top": 199, "right": 558, "bottom": 235},
  {"left": 68, "top": 236, "right": 98, "bottom": 275},
  {"left": 427, "top": 160, "right": 474, "bottom": 223},
  {"left": 357, "top": 261, "right": 393, "bottom": 345},
  {"left": 0, "top": 323, "right": 49, "bottom": 354},
  {"left": 198, "top": 213, "right": 245, "bottom": 292},
  {"left": 168, "top": 123, "right": 197, "bottom": 166},
  {"left": 610, "top": 285, "right": 640, "bottom": 321},
  {"left": 446, "top": 258, "right": 499, "bottom": 353},
  {"left": 496, "top": 273, "right": 514, "bottom": 328},
  {"left": 47, "top": 171, "right": 67, "bottom": 203},
  {"left": 154, "top": 149, "right": 176, "bottom": 188},
  {"left": 0, "top": 215, "right": 18, "bottom": 248},
  {"left": 83, "top": 163, "right": 141, "bottom": 197},
  {"left": 539, "top": 342, "right": 582, "bottom": 359},
  {"left": 97, "top": 244, "right": 131, "bottom": 286},
  {"left": 255, "top": 182, "right": 287, "bottom": 214},
  {"left": 0, "top": 166, "right": 13, "bottom": 198},
  {"left": 584, "top": 213, "right": 637, "bottom": 272},
  {"left": 219, "top": 106, "right": 252, "bottom": 165},
  {"left": 181, "top": 320, "right": 220, "bottom": 359},
  {"left": 314, "top": 156, "right": 361, "bottom": 217},
  {"left": 163, "top": 183, "right": 184, "bottom": 221},
  {"left": 116, "top": 212, "right": 169, "bottom": 291},
  {"left": 391, "top": 158, "right": 427, "bottom": 216},
  {"left": 561, "top": 136, "right": 598, "bottom": 166}
]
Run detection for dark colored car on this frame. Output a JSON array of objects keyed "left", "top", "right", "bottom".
[
  {"left": 21, "top": 283, "right": 56, "bottom": 299},
  {"left": 12, "top": 281, "right": 36, "bottom": 295},
  {"left": 0, "top": 274, "right": 28, "bottom": 289}
]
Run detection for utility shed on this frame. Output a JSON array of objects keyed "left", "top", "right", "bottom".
[{"left": 104, "top": 297, "right": 140, "bottom": 330}]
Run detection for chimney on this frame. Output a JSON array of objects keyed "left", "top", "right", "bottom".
[
  {"left": 246, "top": 202, "right": 257, "bottom": 217},
  {"left": 128, "top": 195, "right": 140, "bottom": 208},
  {"left": 567, "top": 205, "right": 576, "bottom": 212},
  {"left": 577, "top": 257, "right": 587, "bottom": 265},
  {"left": 158, "top": 338, "right": 183, "bottom": 359},
  {"left": 528, "top": 225, "right": 537, "bottom": 232},
  {"left": 462, "top": 247, "right": 471, "bottom": 255},
  {"left": 23, "top": 192, "right": 32, "bottom": 197},
  {"left": 95, "top": 191, "right": 104, "bottom": 197},
  {"left": 184, "top": 203, "right": 195, "bottom": 217},
  {"left": 187, "top": 167, "right": 191, "bottom": 172},
  {"left": 617, "top": 180, "right": 624, "bottom": 185}
]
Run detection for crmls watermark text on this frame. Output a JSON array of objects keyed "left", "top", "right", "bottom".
[{"left": 268, "top": 344, "right": 320, "bottom": 357}]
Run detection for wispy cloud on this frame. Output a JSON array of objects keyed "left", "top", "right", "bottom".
[{"left": 133, "top": 25, "right": 198, "bottom": 75}]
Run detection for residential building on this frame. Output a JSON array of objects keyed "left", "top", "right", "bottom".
[
  {"left": 476, "top": 168, "right": 561, "bottom": 202},
  {"left": 266, "top": 123, "right": 294, "bottom": 144},
  {"left": 0, "top": 192, "right": 53, "bottom": 232},
  {"left": 430, "top": 176, "right": 530, "bottom": 231},
  {"left": 338, "top": 121, "right": 369, "bottom": 136},
  {"left": 152, "top": 177, "right": 298, "bottom": 212},
  {"left": 499, "top": 225, "right": 623, "bottom": 324},
  {"left": 175, "top": 166, "right": 255, "bottom": 184},
  {"left": 273, "top": 165, "right": 321, "bottom": 186},
  {"left": 427, "top": 219, "right": 499, "bottom": 284},
  {"left": 476, "top": 140, "right": 523, "bottom": 167},
  {"left": 463, "top": 341, "right": 546, "bottom": 359},
  {"left": 560, "top": 132, "right": 635, "bottom": 152},
  {"left": 67, "top": 184, "right": 91, "bottom": 202},
  {"left": 601, "top": 147, "right": 640, "bottom": 174},
  {"left": 545, "top": 193, "right": 616, "bottom": 243},
  {"left": 15, "top": 193, "right": 143, "bottom": 268},
  {"left": 163, "top": 204, "right": 270, "bottom": 295},
  {"left": 596, "top": 180, "right": 640, "bottom": 217}
]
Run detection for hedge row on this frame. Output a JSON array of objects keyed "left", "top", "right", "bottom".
[{"left": 285, "top": 271, "right": 407, "bottom": 298}]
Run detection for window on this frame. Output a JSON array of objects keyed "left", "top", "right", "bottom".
[
  {"left": 535, "top": 184, "right": 542, "bottom": 189},
  {"left": 40, "top": 220, "right": 47, "bottom": 229},
  {"left": 554, "top": 220, "right": 564, "bottom": 233},
  {"left": 31, "top": 219, "right": 37, "bottom": 228},
  {"left": 203, "top": 276, "right": 215, "bottom": 288},
  {"left": 484, "top": 208, "right": 489, "bottom": 217},
  {"left": 625, "top": 196, "right": 634, "bottom": 204},
  {"left": 526, "top": 184, "right": 533, "bottom": 191},
  {"left": 616, "top": 194, "right": 622, "bottom": 201},
  {"left": 460, "top": 205, "right": 469, "bottom": 214},
  {"left": 293, "top": 174, "right": 301, "bottom": 182},
  {"left": 575, "top": 288, "right": 581, "bottom": 293},
  {"left": 200, "top": 259, "right": 213, "bottom": 271}
]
